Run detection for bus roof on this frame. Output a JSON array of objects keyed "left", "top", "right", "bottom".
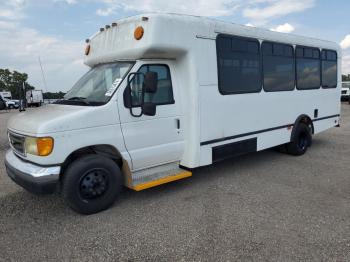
[{"left": 85, "top": 13, "right": 341, "bottom": 67}]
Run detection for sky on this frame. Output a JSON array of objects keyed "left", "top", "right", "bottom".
[{"left": 0, "top": 0, "right": 349, "bottom": 92}]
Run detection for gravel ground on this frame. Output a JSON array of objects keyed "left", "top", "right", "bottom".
[{"left": 0, "top": 105, "right": 350, "bottom": 261}]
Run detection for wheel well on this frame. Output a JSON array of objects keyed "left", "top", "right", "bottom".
[
  {"left": 291, "top": 114, "right": 314, "bottom": 141},
  {"left": 60, "top": 145, "right": 124, "bottom": 176}
]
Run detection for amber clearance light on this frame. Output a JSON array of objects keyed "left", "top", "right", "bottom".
[
  {"left": 134, "top": 26, "right": 144, "bottom": 40},
  {"left": 85, "top": 44, "right": 91, "bottom": 56}
]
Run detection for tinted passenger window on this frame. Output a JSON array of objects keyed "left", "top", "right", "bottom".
[
  {"left": 296, "top": 46, "right": 321, "bottom": 90},
  {"left": 321, "top": 50, "right": 337, "bottom": 88},
  {"left": 262, "top": 42, "right": 295, "bottom": 92},
  {"left": 130, "top": 65, "right": 174, "bottom": 107},
  {"left": 217, "top": 35, "right": 261, "bottom": 94}
]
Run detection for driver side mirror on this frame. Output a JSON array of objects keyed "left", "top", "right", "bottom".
[
  {"left": 142, "top": 102, "right": 156, "bottom": 116},
  {"left": 143, "top": 72, "right": 158, "bottom": 93},
  {"left": 124, "top": 71, "right": 158, "bottom": 117}
]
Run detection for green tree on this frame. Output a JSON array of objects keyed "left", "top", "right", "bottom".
[
  {"left": 0, "top": 69, "right": 35, "bottom": 99},
  {"left": 43, "top": 91, "right": 66, "bottom": 99}
]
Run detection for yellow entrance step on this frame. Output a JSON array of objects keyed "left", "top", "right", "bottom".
[{"left": 129, "top": 163, "right": 192, "bottom": 191}]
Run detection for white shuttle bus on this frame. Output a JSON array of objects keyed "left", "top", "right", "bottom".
[{"left": 5, "top": 14, "right": 341, "bottom": 214}]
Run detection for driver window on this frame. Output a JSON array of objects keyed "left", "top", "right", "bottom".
[{"left": 130, "top": 64, "right": 175, "bottom": 107}]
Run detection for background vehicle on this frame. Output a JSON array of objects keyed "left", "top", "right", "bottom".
[
  {"left": 26, "top": 90, "right": 44, "bottom": 107},
  {"left": 3, "top": 98, "right": 19, "bottom": 109},
  {"left": 0, "top": 91, "right": 12, "bottom": 100},
  {"left": 341, "top": 81, "right": 350, "bottom": 102},
  {"left": 5, "top": 14, "right": 341, "bottom": 214}
]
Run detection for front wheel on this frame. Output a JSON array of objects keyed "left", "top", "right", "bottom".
[
  {"left": 286, "top": 123, "right": 312, "bottom": 156},
  {"left": 62, "top": 155, "right": 123, "bottom": 214}
]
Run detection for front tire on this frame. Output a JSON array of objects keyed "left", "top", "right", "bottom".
[
  {"left": 62, "top": 155, "right": 123, "bottom": 215},
  {"left": 286, "top": 123, "right": 312, "bottom": 156}
]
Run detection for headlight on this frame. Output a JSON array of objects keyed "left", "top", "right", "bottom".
[{"left": 24, "top": 137, "right": 54, "bottom": 156}]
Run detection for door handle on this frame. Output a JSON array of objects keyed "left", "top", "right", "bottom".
[{"left": 176, "top": 119, "right": 180, "bottom": 129}]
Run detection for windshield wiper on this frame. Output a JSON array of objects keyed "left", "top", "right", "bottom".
[
  {"left": 66, "top": 97, "right": 91, "bottom": 105},
  {"left": 54, "top": 97, "right": 92, "bottom": 106}
]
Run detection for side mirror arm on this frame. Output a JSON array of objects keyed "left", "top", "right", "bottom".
[{"left": 126, "top": 73, "right": 144, "bottom": 118}]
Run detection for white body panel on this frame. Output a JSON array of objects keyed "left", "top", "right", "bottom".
[
  {"left": 116, "top": 64, "right": 184, "bottom": 170},
  {"left": 6, "top": 14, "right": 341, "bottom": 177}
]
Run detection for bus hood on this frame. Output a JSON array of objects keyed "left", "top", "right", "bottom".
[{"left": 7, "top": 104, "right": 118, "bottom": 135}]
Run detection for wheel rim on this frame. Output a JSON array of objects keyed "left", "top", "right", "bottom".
[
  {"left": 79, "top": 169, "right": 109, "bottom": 200},
  {"left": 298, "top": 133, "right": 308, "bottom": 151}
]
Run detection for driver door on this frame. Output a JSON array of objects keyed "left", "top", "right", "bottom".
[{"left": 117, "top": 62, "right": 184, "bottom": 171}]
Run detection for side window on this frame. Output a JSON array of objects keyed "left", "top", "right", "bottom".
[
  {"left": 130, "top": 64, "right": 175, "bottom": 107},
  {"left": 216, "top": 35, "right": 261, "bottom": 95},
  {"left": 296, "top": 46, "right": 321, "bottom": 90},
  {"left": 321, "top": 50, "right": 337, "bottom": 88},
  {"left": 262, "top": 42, "right": 295, "bottom": 92}
]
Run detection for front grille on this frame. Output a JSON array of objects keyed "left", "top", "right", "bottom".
[{"left": 8, "top": 131, "right": 25, "bottom": 156}]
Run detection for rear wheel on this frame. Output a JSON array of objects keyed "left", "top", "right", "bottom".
[
  {"left": 286, "top": 123, "right": 312, "bottom": 156},
  {"left": 62, "top": 155, "right": 123, "bottom": 215},
  {"left": 9, "top": 105, "right": 14, "bottom": 109}
]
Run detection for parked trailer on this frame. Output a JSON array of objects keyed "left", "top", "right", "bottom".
[
  {"left": 26, "top": 90, "right": 44, "bottom": 107},
  {"left": 5, "top": 14, "right": 341, "bottom": 214}
]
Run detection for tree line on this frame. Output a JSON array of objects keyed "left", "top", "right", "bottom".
[{"left": 0, "top": 69, "right": 65, "bottom": 99}]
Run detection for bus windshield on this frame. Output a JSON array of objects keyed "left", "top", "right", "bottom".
[{"left": 57, "top": 62, "right": 133, "bottom": 106}]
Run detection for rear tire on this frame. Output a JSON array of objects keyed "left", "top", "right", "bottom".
[
  {"left": 286, "top": 123, "right": 312, "bottom": 156},
  {"left": 62, "top": 155, "right": 123, "bottom": 215}
]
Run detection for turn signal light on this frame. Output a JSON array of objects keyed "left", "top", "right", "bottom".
[
  {"left": 37, "top": 138, "right": 54, "bottom": 156},
  {"left": 134, "top": 26, "right": 144, "bottom": 40},
  {"left": 25, "top": 137, "right": 54, "bottom": 157}
]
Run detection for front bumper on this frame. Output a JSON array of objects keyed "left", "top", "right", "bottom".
[{"left": 4, "top": 150, "right": 61, "bottom": 194}]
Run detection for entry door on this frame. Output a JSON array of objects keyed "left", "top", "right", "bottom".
[{"left": 117, "top": 62, "right": 184, "bottom": 171}]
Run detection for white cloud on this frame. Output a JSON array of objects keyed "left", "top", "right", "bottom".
[
  {"left": 96, "top": 0, "right": 240, "bottom": 17},
  {"left": 340, "top": 35, "right": 350, "bottom": 50},
  {"left": 0, "top": 23, "right": 88, "bottom": 92},
  {"left": 54, "top": 0, "right": 78, "bottom": 4},
  {"left": 94, "top": 0, "right": 314, "bottom": 26},
  {"left": 270, "top": 23, "right": 295, "bottom": 33},
  {"left": 6, "top": 0, "right": 26, "bottom": 8},
  {"left": 0, "top": 21, "right": 16, "bottom": 29},
  {"left": 96, "top": 7, "right": 116, "bottom": 16},
  {"left": 0, "top": 0, "right": 26, "bottom": 20},
  {"left": 243, "top": 0, "right": 315, "bottom": 25}
]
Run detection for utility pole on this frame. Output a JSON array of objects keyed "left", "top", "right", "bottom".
[{"left": 38, "top": 56, "right": 48, "bottom": 103}]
